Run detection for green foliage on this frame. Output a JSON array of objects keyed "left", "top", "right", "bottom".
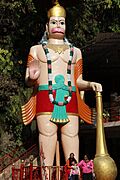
[
  {"left": 0, "top": 48, "right": 32, "bottom": 152},
  {"left": 105, "top": 0, "right": 120, "bottom": 8},
  {"left": 109, "top": 23, "right": 120, "bottom": 32},
  {"left": 0, "top": 49, "right": 20, "bottom": 134},
  {"left": 66, "top": 0, "right": 120, "bottom": 47},
  {"left": 0, "top": 49, "right": 13, "bottom": 75}
]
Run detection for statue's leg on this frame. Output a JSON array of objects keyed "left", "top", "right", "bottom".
[
  {"left": 37, "top": 115, "right": 58, "bottom": 166},
  {"left": 61, "top": 115, "right": 79, "bottom": 161}
]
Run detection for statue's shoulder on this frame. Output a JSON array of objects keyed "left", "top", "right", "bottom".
[
  {"left": 73, "top": 46, "right": 82, "bottom": 62},
  {"left": 73, "top": 46, "right": 81, "bottom": 53},
  {"left": 29, "top": 44, "right": 45, "bottom": 60},
  {"left": 30, "top": 44, "right": 43, "bottom": 52}
]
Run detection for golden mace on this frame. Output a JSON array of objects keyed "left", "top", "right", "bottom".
[{"left": 93, "top": 92, "right": 117, "bottom": 180}]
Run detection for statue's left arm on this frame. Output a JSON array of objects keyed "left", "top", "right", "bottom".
[
  {"left": 74, "top": 48, "right": 102, "bottom": 124},
  {"left": 75, "top": 48, "right": 102, "bottom": 92}
]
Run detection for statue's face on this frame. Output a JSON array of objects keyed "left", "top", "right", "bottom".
[{"left": 47, "top": 16, "right": 66, "bottom": 39}]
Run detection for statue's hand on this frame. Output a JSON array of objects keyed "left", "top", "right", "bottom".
[
  {"left": 29, "top": 60, "right": 40, "bottom": 80},
  {"left": 90, "top": 82, "right": 102, "bottom": 92}
]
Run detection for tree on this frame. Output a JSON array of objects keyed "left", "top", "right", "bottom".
[{"left": 66, "top": 0, "right": 120, "bottom": 47}]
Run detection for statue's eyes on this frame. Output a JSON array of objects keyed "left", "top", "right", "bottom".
[
  {"left": 51, "top": 21, "right": 56, "bottom": 24},
  {"left": 60, "top": 21, "right": 65, "bottom": 25},
  {"left": 50, "top": 20, "right": 65, "bottom": 25}
]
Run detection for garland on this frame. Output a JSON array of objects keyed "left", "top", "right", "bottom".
[{"left": 42, "top": 42, "right": 74, "bottom": 106}]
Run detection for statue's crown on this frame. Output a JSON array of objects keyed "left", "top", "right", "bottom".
[{"left": 47, "top": 0, "right": 66, "bottom": 18}]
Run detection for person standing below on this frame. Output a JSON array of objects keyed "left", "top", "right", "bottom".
[
  {"left": 66, "top": 153, "right": 78, "bottom": 178},
  {"left": 78, "top": 154, "right": 93, "bottom": 180},
  {"left": 66, "top": 153, "right": 77, "bottom": 168},
  {"left": 69, "top": 160, "right": 80, "bottom": 180}
]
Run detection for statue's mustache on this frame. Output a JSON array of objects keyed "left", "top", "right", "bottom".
[{"left": 51, "top": 28, "right": 64, "bottom": 34}]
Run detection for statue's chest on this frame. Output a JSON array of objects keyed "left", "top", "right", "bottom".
[
  {"left": 49, "top": 49, "right": 70, "bottom": 63},
  {"left": 39, "top": 46, "right": 75, "bottom": 76}
]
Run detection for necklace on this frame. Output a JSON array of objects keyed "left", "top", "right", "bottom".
[
  {"left": 42, "top": 42, "right": 74, "bottom": 106},
  {"left": 46, "top": 43, "right": 69, "bottom": 54}
]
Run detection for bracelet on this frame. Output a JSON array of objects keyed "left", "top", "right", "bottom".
[{"left": 28, "top": 77, "right": 38, "bottom": 84}]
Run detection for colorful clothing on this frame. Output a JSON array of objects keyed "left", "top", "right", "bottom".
[
  {"left": 78, "top": 159, "right": 93, "bottom": 174},
  {"left": 36, "top": 89, "right": 78, "bottom": 115},
  {"left": 66, "top": 158, "right": 78, "bottom": 177},
  {"left": 78, "top": 160, "right": 93, "bottom": 180},
  {"left": 69, "top": 165, "right": 80, "bottom": 180},
  {"left": 21, "top": 54, "right": 93, "bottom": 125}
]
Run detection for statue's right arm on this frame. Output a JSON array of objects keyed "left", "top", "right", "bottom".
[{"left": 25, "top": 46, "right": 41, "bottom": 87}]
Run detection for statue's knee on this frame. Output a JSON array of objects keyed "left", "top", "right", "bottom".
[
  {"left": 37, "top": 116, "right": 58, "bottom": 137},
  {"left": 39, "top": 125, "right": 57, "bottom": 137},
  {"left": 61, "top": 128, "right": 78, "bottom": 138}
]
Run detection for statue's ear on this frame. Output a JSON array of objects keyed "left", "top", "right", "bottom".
[{"left": 46, "top": 23, "right": 49, "bottom": 33}]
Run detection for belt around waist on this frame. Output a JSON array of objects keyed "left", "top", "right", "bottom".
[{"left": 38, "top": 84, "right": 76, "bottom": 92}]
